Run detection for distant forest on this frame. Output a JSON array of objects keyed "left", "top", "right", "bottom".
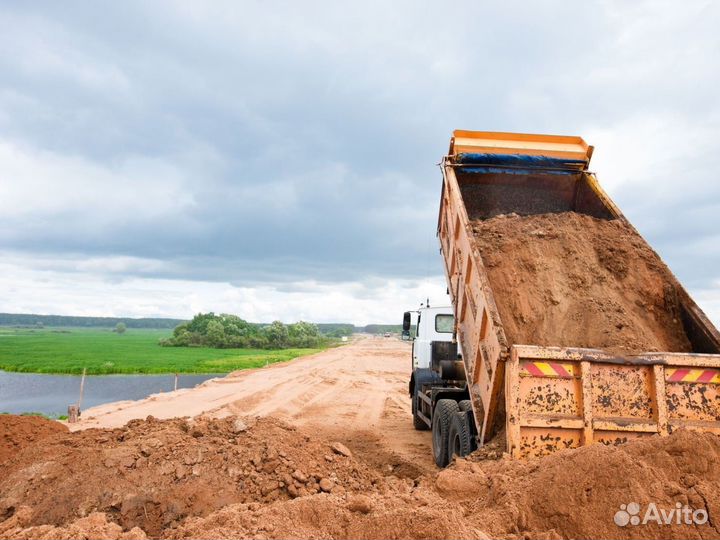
[
  {"left": 0, "top": 313, "right": 403, "bottom": 335},
  {"left": 0, "top": 313, "right": 184, "bottom": 329}
]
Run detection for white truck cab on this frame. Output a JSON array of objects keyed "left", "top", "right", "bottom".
[
  {"left": 405, "top": 305, "right": 454, "bottom": 369},
  {"left": 405, "top": 303, "right": 471, "bottom": 453}
]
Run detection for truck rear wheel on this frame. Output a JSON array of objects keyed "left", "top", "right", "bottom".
[
  {"left": 458, "top": 399, "right": 472, "bottom": 412},
  {"left": 432, "top": 399, "right": 459, "bottom": 467},
  {"left": 448, "top": 411, "right": 474, "bottom": 460}
]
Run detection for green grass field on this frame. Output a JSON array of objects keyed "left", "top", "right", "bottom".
[{"left": 0, "top": 327, "right": 323, "bottom": 375}]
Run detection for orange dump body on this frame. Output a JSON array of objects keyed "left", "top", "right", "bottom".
[{"left": 438, "top": 130, "right": 720, "bottom": 458}]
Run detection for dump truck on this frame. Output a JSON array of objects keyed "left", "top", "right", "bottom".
[{"left": 408, "top": 130, "right": 720, "bottom": 466}]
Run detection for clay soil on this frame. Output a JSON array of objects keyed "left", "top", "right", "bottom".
[
  {"left": 1, "top": 339, "right": 719, "bottom": 539},
  {"left": 471, "top": 211, "right": 693, "bottom": 354},
  {"left": 0, "top": 414, "right": 68, "bottom": 465}
]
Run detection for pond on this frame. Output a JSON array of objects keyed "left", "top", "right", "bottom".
[{"left": 0, "top": 370, "right": 222, "bottom": 416}]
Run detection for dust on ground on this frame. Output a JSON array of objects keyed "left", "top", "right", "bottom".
[{"left": 471, "top": 212, "right": 693, "bottom": 354}]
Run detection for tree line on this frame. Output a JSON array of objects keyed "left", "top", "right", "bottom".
[
  {"left": 159, "top": 312, "right": 334, "bottom": 349},
  {"left": 0, "top": 313, "right": 184, "bottom": 329}
]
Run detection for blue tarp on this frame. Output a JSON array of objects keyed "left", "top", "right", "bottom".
[
  {"left": 458, "top": 166, "right": 576, "bottom": 176},
  {"left": 455, "top": 153, "right": 586, "bottom": 169}
]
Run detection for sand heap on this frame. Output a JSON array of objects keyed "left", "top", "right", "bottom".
[
  {"left": 471, "top": 212, "right": 693, "bottom": 354},
  {"left": 1, "top": 415, "right": 719, "bottom": 539},
  {"left": 440, "top": 429, "right": 720, "bottom": 540},
  {"left": 0, "top": 415, "right": 381, "bottom": 538},
  {"left": 0, "top": 415, "right": 68, "bottom": 465}
]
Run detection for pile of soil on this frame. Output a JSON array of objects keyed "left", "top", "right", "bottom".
[
  {"left": 471, "top": 212, "right": 693, "bottom": 354},
  {"left": 1, "top": 415, "right": 718, "bottom": 539},
  {"left": 0, "top": 415, "right": 68, "bottom": 465},
  {"left": 448, "top": 429, "right": 720, "bottom": 539},
  {"left": 0, "top": 415, "right": 380, "bottom": 538}
]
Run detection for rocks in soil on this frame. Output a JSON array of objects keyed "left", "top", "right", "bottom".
[
  {"left": 318, "top": 478, "right": 334, "bottom": 492},
  {"left": 331, "top": 442, "right": 352, "bottom": 457},
  {"left": 346, "top": 495, "right": 373, "bottom": 514},
  {"left": 231, "top": 418, "right": 248, "bottom": 433}
]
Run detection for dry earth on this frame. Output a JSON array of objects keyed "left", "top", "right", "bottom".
[
  {"left": 73, "top": 337, "right": 435, "bottom": 475},
  {"left": 1, "top": 337, "right": 719, "bottom": 539}
]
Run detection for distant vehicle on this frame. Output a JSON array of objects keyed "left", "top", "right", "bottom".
[{"left": 383, "top": 332, "right": 391, "bottom": 338}]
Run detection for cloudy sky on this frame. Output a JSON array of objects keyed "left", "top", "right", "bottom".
[{"left": 1, "top": 1, "right": 719, "bottom": 325}]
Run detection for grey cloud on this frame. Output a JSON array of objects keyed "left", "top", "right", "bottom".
[{"left": 0, "top": 1, "right": 718, "bottom": 297}]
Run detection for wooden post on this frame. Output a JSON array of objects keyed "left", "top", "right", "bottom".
[
  {"left": 77, "top": 367, "right": 87, "bottom": 410},
  {"left": 67, "top": 405, "right": 80, "bottom": 423},
  {"left": 174, "top": 373, "right": 179, "bottom": 391}
]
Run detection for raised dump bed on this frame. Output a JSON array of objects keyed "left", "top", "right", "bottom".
[{"left": 438, "top": 131, "right": 720, "bottom": 459}]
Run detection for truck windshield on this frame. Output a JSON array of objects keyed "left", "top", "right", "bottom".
[{"left": 435, "top": 314, "right": 453, "bottom": 333}]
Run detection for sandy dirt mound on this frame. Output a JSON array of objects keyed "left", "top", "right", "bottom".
[
  {"left": 1, "top": 413, "right": 718, "bottom": 539},
  {"left": 0, "top": 507, "right": 147, "bottom": 540},
  {"left": 0, "top": 415, "right": 380, "bottom": 537},
  {"left": 445, "top": 429, "right": 720, "bottom": 539},
  {"left": 0, "top": 415, "right": 68, "bottom": 466},
  {"left": 471, "top": 212, "right": 692, "bottom": 354},
  {"left": 167, "top": 491, "right": 483, "bottom": 540}
]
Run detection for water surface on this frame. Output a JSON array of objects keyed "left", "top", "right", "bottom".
[{"left": 0, "top": 370, "right": 222, "bottom": 416}]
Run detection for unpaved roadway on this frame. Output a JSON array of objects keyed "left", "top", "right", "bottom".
[{"left": 73, "top": 336, "right": 435, "bottom": 473}]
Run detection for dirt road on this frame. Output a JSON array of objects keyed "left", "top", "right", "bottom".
[{"left": 74, "top": 336, "right": 436, "bottom": 473}]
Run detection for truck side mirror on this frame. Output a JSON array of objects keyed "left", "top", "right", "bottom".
[{"left": 402, "top": 312, "right": 411, "bottom": 333}]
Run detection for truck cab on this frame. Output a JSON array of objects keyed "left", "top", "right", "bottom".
[
  {"left": 404, "top": 304, "right": 475, "bottom": 467},
  {"left": 406, "top": 305, "right": 454, "bottom": 370}
]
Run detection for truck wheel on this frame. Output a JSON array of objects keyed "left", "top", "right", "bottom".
[
  {"left": 458, "top": 399, "right": 472, "bottom": 412},
  {"left": 412, "top": 387, "right": 429, "bottom": 430},
  {"left": 411, "top": 369, "right": 441, "bottom": 431},
  {"left": 448, "top": 411, "right": 474, "bottom": 460},
  {"left": 432, "top": 399, "right": 459, "bottom": 467}
]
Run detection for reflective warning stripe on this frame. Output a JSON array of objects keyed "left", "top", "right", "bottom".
[
  {"left": 666, "top": 368, "right": 720, "bottom": 384},
  {"left": 520, "top": 361, "right": 576, "bottom": 379}
]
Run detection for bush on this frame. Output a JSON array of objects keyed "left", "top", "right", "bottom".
[{"left": 159, "top": 313, "right": 328, "bottom": 350}]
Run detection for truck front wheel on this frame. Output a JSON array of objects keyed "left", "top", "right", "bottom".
[
  {"left": 412, "top": 388, "right": 428, "bottom": 430},
  {"left": 432, "top": 399, "right": 459, "bottom": 467}
]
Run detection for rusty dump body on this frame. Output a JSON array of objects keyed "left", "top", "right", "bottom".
[{"left": 439, "top": 130, "right": 720, "bottom": 459}]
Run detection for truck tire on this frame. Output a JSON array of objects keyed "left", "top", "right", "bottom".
[
  {"left": 412, "top": 388, "right": 428, "bottom": 430},
  {"left": 458, "top": 399, "right": 472, "bottom": 412},
  {"left": 448, "top": 411, "right": 474, "bottom": 460},
  {"left": 411, "top": 369, "right": 441, "bottom": 431},
  {"left": 432, "top": 399, "right": 459, "bottom": 467}
]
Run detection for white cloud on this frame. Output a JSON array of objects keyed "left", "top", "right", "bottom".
[
  {"left": 0, "top": 140, "right": 195, "bottom": 223},
  {"left": 0, "top": 252, "right": 449, "bottom": 325},
  {"left": 584, "top": 113, "right": 720, "bottom": 197}
]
